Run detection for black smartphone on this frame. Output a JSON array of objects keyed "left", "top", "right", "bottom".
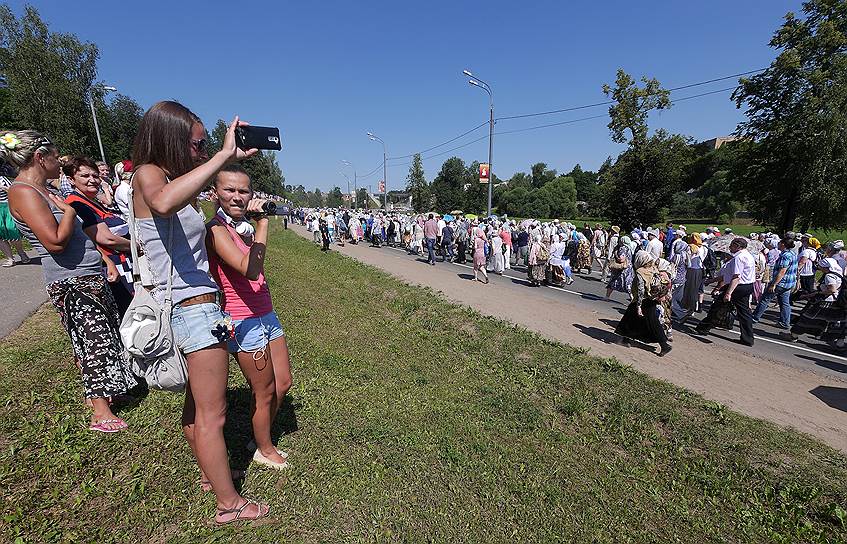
[{"left": 235, "top": 125, "right": 282, "bottom": 151}]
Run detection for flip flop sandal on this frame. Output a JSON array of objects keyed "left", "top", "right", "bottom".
[
  {"left": 89, "top": 418, "right": 128, "bottom": 433},
  {"left": 215, "top": 499, "right": 270, "bottom": 525}
]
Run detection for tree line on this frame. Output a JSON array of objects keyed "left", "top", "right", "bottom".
[
  {"left": 0, "top": 4, "right": 286, "bottom": 196},
  {"left": 404, "top": 0, "right": 847, "bottom": 234}
]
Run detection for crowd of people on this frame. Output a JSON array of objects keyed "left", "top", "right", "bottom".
[
  {"left": 300, "top": 209, "right": 847, "bottom": 357},
  {"left": 2, "top": 100, "right": 846, "bottom": 524},
  {"left": 0, "top": 102, "right": 293, "bottom": 524}
]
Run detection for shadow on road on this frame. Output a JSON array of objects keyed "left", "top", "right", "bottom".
[
  {"left": 810, "top": 385, "right": 847, "bottom": 413},
  {"left": 573, "top": 323, "right": 658, "bottom": 354},
  {"left": 795, "top": 354, "right": 847, "bottom": 374},
  {"left": 457, "top": 273, "right": 475, "bottom": 280}
]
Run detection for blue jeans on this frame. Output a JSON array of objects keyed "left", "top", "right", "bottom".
[
  {"left": 426, "top": 238, "right": 436, "bottom": 264},
  {"left": 753, "top": 285, "right": 791, "bottom": 328}
]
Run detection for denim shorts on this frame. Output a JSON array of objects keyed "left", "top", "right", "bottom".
[
  {"left": 227, "top": 310, "right": 285, "bottom": 353},
  {"left": 172, "top": 302, "right": 229, "bottom": 354}
]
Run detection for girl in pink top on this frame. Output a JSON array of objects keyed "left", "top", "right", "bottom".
[{"left": 206, "top": 165, "right": 292, "bottom": 471}]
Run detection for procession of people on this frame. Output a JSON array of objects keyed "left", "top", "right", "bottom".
[{"left": 302, "top": 208, "right": 847, "bottom": 357}]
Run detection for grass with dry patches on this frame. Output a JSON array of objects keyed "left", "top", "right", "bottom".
[{"left": 1, "top": 221, "right": 847, "bottom": 542}]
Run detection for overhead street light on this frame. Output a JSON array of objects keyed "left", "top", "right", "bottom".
[
  {"left": 366, "top": 132, "right": 387, "bottom": 210},
  {"left": 462, "top": 68, "right": 494, "bottom": 218},
  {"left": 341, "top": 159, "right": 357, "bottom": 208},
  {"left": 88, "top": 83, "right": 118, "bottom": 164}
]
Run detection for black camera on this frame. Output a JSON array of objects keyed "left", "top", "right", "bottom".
[{"left": 246, "top": 201, "right": 278, "bottom": 218}]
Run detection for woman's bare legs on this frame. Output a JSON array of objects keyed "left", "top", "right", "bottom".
[
  {"left": 268, "top": 336, "right": 292, "bottom": 420},
  {"left": 236, "top": 346, "right": 286, "bottom": 464},
  {"left": 182, "top": 343, "right": 265, "bottom": 518},
  {"left": 11, "top": 239, "right": 28, "bottom": 261}
]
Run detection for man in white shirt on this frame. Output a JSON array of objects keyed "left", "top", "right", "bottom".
[
  {"left": 695, "top": 237, "right": 756, "bottom": 346},
  {"left": 646, "top": 229, "right": 663, "bottom": 261}
]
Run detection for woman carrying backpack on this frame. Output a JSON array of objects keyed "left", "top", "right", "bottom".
[{"left": 615, "top": 251, "right": 673, "bottom": 356}]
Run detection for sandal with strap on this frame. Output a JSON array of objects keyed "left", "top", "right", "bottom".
[
  {"left": 215, "top": 498, "right": 270, "bottom": 525},
  {"left": 89, "top": 418, "right": 128, "bottom": 433}
]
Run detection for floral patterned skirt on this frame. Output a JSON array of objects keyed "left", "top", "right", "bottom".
[{"left": 47, "top": 274, "right": 136, "bottom": 399}]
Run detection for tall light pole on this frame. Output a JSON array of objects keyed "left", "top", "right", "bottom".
[
  {"left": 367, "top": 132, "right": 387, "bottom": 210},
  {"left": 88, "top": 84, "right": 117, "bottom": 164},
  {"left": 341, "top": 159, "right": 357, "bottom": 208},
  {"left": 463, "top": 69, "right": 494, "bottom": 218},
  {"left": 338, "top": 170, "right": 351, "bottom": 205}
]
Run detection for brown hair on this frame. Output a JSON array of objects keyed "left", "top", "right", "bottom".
[
  {"left": 0, "top": 130, "right": 57, "bottom": 169},
  {"left": 132, "top": 100, "right": 201, "bottom": 178},
  {"left": 213, "top": 163, "right": 252, "bottom": 188},
  {"left": 61, "top": 156, "right": 98, "bottom": 178}
]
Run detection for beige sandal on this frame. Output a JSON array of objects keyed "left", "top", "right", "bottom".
[{"left": 215, "top": 499, "right": 269, "bottom": 525}]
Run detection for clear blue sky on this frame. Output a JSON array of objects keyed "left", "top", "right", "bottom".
[{"left": 19, "top": 0, "right": 799, "bottom": 193}]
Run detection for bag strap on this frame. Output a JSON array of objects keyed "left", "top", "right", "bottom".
[{"left": 127, "top": 173, "right": 175, "bottom": 306}]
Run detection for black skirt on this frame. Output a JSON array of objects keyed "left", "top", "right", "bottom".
[{"left": 616, "top": 299, "right": 668, "bottom": 346}]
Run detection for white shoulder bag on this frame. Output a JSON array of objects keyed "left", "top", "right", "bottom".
[{"left": 119, "top": 178, "right": 188, "bottom": 392}]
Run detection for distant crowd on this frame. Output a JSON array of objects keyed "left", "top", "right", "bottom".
[{"left": 299, "top": 208, "right": 847, "bottom": 357}]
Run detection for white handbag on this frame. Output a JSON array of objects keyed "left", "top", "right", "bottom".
[{"left": 119, "top": 180, "right": 188, "bottom": 392}]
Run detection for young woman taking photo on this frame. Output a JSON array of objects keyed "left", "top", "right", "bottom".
[
  {"left": 206, "top": 165, "right": 293, "bottom": 470},
  {"left": 131, "top": 101, "right": 268, "bottom": 524},
  {"left": 5, "top": 131, "right": 136, "bottom": 433}
]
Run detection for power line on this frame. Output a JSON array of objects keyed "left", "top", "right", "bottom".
[
  {"left": 387, "top": 120, "right": 489, "bottom": 161},
  {"left": 495, "top": 86, "right": 738, "bottom": 137},
  {"left": 496, "top": 68, "right": 765, "bottom": 121}
]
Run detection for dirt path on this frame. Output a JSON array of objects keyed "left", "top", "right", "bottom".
[{"left": 291, "top": 225, "right": 847, "bottom": 453}]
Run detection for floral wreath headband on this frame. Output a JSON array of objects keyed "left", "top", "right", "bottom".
[{"left": 0, "top": 133, "right": 53, "bottom": 150}]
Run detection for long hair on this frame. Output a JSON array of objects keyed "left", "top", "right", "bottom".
[{"left": 132, "top": 101, "right": 201, "bottom": 178}]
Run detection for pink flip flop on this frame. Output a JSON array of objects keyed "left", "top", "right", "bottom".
[{"left": 89, "top": 418, "right": 128, "bottom": 433}]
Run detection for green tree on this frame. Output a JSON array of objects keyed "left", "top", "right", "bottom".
[
  {"left": 405, "top": 153, "right": 430, "bottom": 212},
  {"left": 566, "top": 164, "right": 600, "bottom": 208},
  {"left": 602, "top": 69, "right": 670, "bottom": 146},
  {"left": 538, "top": 175, "right": 577, "bottom": 219},
  {"left": 356, "top": 187, "right": 369, "bottom": 209},
  {"left": 601, "top": 70, "right": 689, "bottom": 229},
  {"left": 530, "top": 162, "right": 557, "bottom": 189},
  {"left": 93, "top": 93, "right": 143, "bottom": 164},
  {"left": 602, "top": 130, "right": 694, "bottom": 229},
  {"left": 307, "top": 188, "right": 323, "bottom": 208},
  {"left": 430, "top": 156, "right": 466, "bottom": 213},
  {"left": 463, "top": 160, "right": 496, "bottom": 214},
  {"left": 508, "top": 171, "right": 532, "bottom": 189},
  {"left": 731, "top": 0, "right": 847, "bottom": 232},
  {"left": 497, "top": 186, "right": 528, "bottom": 217},
  {"left": 0, "top": 5, "right": 99, "bottom": 155},
  {"left": 326, "top": 186, "right": 343, "bottom": 208}
]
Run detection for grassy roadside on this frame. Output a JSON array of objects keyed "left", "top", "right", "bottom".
[{"left": 1, "top": 221, "right": 847, "bottom": 542}]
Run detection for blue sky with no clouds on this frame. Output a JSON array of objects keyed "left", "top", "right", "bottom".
[{"left": 14, "top": 0, "right": 800, "bottom": 192}]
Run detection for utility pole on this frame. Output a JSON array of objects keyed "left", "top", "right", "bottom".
[{"left": 463, "top": 69, "right": 494, "bottom": 217}]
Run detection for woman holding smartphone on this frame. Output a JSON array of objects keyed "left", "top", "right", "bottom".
[
  {"left": 131, "top": 101, "right": 268, "bottom": 524},
  {"left": 206, "top": 164, "right": 293, "bottom": 470}
]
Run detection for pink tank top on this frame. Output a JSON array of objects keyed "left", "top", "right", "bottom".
[{"left": 207, "top": 215, "right": 273, "bottom": 320}]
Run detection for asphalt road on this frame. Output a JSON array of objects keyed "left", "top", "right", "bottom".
[
  {"left": 0, "top": 252, "right": 47, "bottom": 339},
  {"left": 357, "top": 240, "right": 847, "bottom": 383}
]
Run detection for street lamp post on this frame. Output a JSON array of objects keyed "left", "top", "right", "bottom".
[
  {"left": 338, "top": 170, "right": 351, "bottom": 204},
  {"left": 463, "top": 69, "right": 494, "bottom": 218},
  {"left": 367, "top": 132, "right": 387, "bottom": 210},
  {"left": 341, "top": 160, "right": 357, "bottom": 208},
  {"left": 88, "top": 84, "right": 117, "bottom": 164}
]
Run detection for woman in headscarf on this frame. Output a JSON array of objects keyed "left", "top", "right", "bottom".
[
  {"left": 677, "top": 233, "right": 706, "bottom": 322},
  {"left": 547, "top": 234, "right": 568, "bottom": 286},
  {"left": 781, "top": 257, "right": 845, "bottom": 345},
  {"left": 615, "top": 252, "right": 673, "bottom": 356},
  {"left": 574, "top": 231, "right": 592, "bottom": 274},
  {"left": 669, "top": 234, "right": 691, "bottom": 320},
  {"left": 605, "top": 235, "right": 634, "bottom": 300},
  {"left": 472, "top": 226, "right": 489, "bottom": 284},
  {"left": 527, "top": 234, "right": 549, "bottom": 286},
  {"left": 489, "top": 227, "right": 504, "bottom": 274}
]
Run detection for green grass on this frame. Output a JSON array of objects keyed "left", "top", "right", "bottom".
[{"left": 2, "top": 222, "right": 847, "bottom": 542}]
